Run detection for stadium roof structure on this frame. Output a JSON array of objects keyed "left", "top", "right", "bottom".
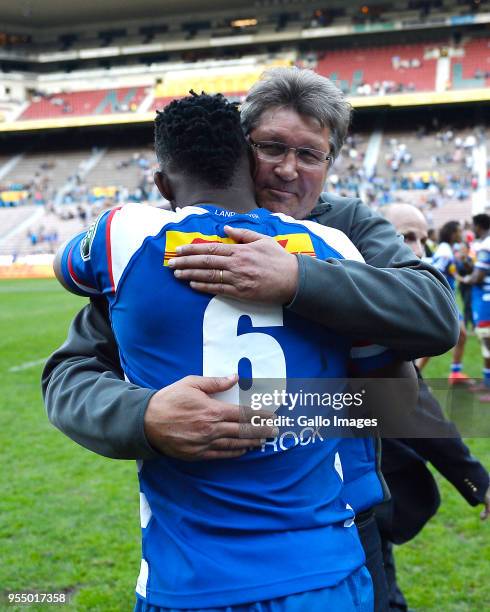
[
  {"left": 5, "top": 0, "right": 259, "bottom": 28},
  {"left": 1, "top": 0, "right": 243, "bottom": 28},
  {"left": 1, "top": 0, "right": 372, "bottom": 29}
]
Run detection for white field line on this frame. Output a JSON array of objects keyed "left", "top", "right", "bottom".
[{"left": 9, "top": 357, "right": 47, "bottom": 372}]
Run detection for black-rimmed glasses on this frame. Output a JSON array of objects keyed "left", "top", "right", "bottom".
[{"left": 249, "top": 138, "right": 332, "bottom": 169}]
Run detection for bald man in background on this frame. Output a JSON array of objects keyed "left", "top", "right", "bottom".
[
  {"left": 382, "top": 204, "right": 428, "bottom": 259},
  {"left": 377, "top": 203, "right": 489, "bottom": 612}
]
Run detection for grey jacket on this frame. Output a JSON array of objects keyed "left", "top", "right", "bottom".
[{"left": 42, "top": 193, "right": 459, "bottom": 459}]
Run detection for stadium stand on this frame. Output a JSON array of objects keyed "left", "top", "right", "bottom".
[
  {"left": 151, "top": 59, "right": 291, "bottom": 105},
  {"left": 151, "top": 97, "right": 176, "bottom": 112},
  {"left": 316, "top": 43, "right": 439, "bottom": 94},
  {"left": 0, "top": 206, "right": 42, "bottom": 240},
  {"left": 3, "top": 34, "right": 487, "bottom": 124},
  {"left": 0, "top": 119, "right": 482, "bottom": 223},
  {"left": 321, "top": 119, "right": 483, "bottom": 227},
  {"left": 0, "top": 149, "right": 97, "bottom": 208},
  {"left": 452, "top": 37, "right": 490, "bottom": 89},
  {"left": 0, "top": 206, "right": 85, "bottom": 257},
  {"left": 19, "top": 86, "right": 148, "bottom": 120},
  {"left": 82, "top": 147, "right": 154, "bottom": 191}
]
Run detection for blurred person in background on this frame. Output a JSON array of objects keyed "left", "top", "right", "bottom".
[
  {"left": 454, "top": 241, "right": 474, "bottom": 332},
  {"left": 380, "top": 204, "right": 489, "bottom": 612},
  {"left": 459, "top": 214, "right": 490, "bottom": 401},
  {"left": 418, "top": 221, "right": 470, "bottom": 384},
  {"left": 382, "top": 204, "right": 427, "bottom": 260},
  {"left": 424, "top": 228, "right": 437, "bottom": 257}
]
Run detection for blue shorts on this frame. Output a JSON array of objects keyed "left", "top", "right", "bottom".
[{"left": 134, "top": 565, "right": 373, "bottom": 612}]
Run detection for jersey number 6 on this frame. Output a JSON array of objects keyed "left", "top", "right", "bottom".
[{"left": 202, "top": 296, "right": 287, "bottom": 406}]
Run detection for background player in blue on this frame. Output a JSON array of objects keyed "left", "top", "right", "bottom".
[
  {"left": 419, "top": 220, "right": 470, "bottom": 384},
  {"left": 53, "top": 92, "right": 400, "bottom": 611},
  {"left": 460, "top": 214, "right": 490, "bottom": 401}
]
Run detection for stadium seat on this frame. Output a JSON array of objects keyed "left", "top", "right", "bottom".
[
  {"left": 316, "top": 43, "right": 438, "bottom": 93},
  {"left": 451, "top": 38, "right": 490, "bottom": 89},
  {"left": 19, "top": 86, "right": 148, "bottom": 120}
]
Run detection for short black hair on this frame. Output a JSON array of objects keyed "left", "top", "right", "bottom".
[
  {"left": 439, "top": 220, "right": 460, "bottom": 244},
  {"left": 155, "top": 91, "right": 248, "bottom": 189},
  {"left": 473, "top": 213, "right": 490, "bottom": 231}
]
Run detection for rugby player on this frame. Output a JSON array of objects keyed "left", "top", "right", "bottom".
[
  {"left": 460, "top": 213, "right": 490, "bottom": 400},
  {"left": 420, "top": 221, "right": 470, "bottom": 383}
]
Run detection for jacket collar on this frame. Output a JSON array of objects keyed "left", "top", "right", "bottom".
[{"left": 308, "top": 198, "right": 332, "bottom": 219}]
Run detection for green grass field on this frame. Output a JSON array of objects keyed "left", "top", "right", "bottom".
[{"left": 0, "top": 278, "right": 488, "bottom": 611}]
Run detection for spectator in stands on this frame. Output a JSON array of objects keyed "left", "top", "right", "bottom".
[
  {"left": 378, "top": 203, "right": 489, "bottom": 612},
  {"left": 43, "top": 67, "right": 459, "bottom": 612},
  {"left": 309, "top": 9, "right": 329, "bottom": 28},
  {"left": 27, "top": 229, "right": 37, "bottom": 246},
  {"left": 44, "top": 228, "right": 59, "bottom": 252}
]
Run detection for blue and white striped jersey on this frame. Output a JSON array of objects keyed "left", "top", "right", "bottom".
[
  {"left": 473, "top": 235, "right": 490, "bottom": 326},
  {"left": 432, "top": 241, "right": 456, "bottom": 292}
]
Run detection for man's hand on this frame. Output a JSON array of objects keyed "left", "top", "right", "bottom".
[
  {"left": 167, "top": 225, "right": 299, "bottom": 303},
  {"left": 481, "top": 485, "right": 490, "bottom": 521},
  {"left": 144, "top": 374, "right": 278, "bottom": 461}
]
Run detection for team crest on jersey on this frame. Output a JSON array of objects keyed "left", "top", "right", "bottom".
[
  {"left": 163, "top": 230, "right": 316, "bottom": 266},
  {"left": 80, "top": 214, "right": 102, "bottom": 261},
  {"left": 273, "top": 233, "right": 316, "bottom": 257}
]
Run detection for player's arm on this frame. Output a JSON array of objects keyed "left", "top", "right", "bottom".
[
  {"left": 43, "top": 210, "right": 154, "bottom": 458},
  {"left": 463, "top": 268, "right": 485, "bottom": 285},
  {"left": 42, "top": 297, "right": 160, "bottom": 459},
  {"left": 53, "top": 237, "right": 90, "bottom": 295},
  {"left": 52, "top": 210, "right": 113, "bottom": 297}
]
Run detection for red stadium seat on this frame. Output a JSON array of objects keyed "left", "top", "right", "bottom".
[
  {"left": 316, "top": 43, "right": 438, "bottom": 93},
  {"left": 451, "top": 38, "right": 490, "bottom": 89},
  {"left": 19, "top": 86, "right": 148, "bottom": 120}
]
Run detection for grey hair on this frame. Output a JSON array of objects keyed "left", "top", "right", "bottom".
[{"left": 240, "top": 66, "right": 352, "bottom": 162}]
